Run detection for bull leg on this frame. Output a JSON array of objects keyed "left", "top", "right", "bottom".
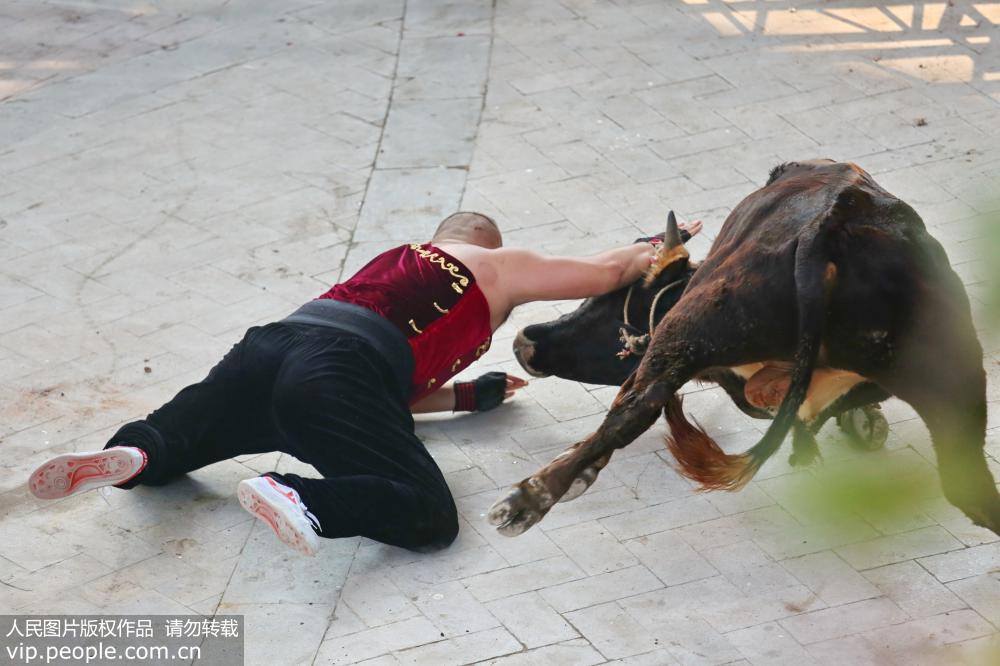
[
  {"left": 789, "top": 385, "right": 888, "bottom": 466},
  {"left": 488, "top": 285, "right": 777, "bottom": 536},
  {"left": 938, "top": 442, "right": 1000, "bottom": 533},
  {"left": 558, "top": 374, "right": 640, "bottom": 504},
  {"left": 789, "top": 422, "right": 821, "bottom": 467},
  {"left": 807, "top": 382, "right": 891, "bottom": 450},
  {"left": 899, "top": 398, "right": 1000, "bottom": 534},
  {"left": 488, "top": 376, "right": 671, "bottom": 535},
  {"left": 558, "top": 452, "right": 610, "bottom": 503},
  {"left": 836, "top": 405, "right": 889, "bottom": 451},
  {"left": 557, "top": 361, "right": 772, "bottom": 503},
  {"left": 876, "top": 340, "right": 1000, "bottom": 534},
  {"left": 918, "top": 408, "right": 1000, "bottom": 533}
]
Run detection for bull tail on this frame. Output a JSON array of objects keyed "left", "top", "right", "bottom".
[{"left": 665, "top": 230, "right": 831, "bottom": 490}]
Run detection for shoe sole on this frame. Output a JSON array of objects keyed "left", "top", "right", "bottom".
[
  {"left": 29, "top": 449, "right": 145, "bottom": 500},
  {"left": 237, "top": 480, "right": 318, "bottom": 557}
]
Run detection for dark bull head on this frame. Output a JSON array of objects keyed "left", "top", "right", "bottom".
[{"left": 513, "top": 212, "right": 697, "bottom": 385}]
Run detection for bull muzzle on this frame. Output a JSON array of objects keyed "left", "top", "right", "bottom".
[{"left": 512, "top": 330, "right": 549, "bottom": 378}]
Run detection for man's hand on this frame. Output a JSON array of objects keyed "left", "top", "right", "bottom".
[
  {"left": 503, "top": 374, "right": 529, "bottom": 401},
  {"left": 455, "top": 372, "right": 528, "bottom": 412}
]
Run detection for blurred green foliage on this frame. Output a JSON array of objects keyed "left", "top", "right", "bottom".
[{"left": 785, "top": 451, "right": 938, "bottom": 524}]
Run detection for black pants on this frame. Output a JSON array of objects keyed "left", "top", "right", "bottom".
[{"left": 105, "top": 322, "right": 458, "bottom": 552}]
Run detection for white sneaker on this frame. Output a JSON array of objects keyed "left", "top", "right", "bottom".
[
  {"left": 237, "top": 476, "right": 321, "bottom": 557},
  {"left": 28, "top": 447, "right": 147, "bottom": 500}
]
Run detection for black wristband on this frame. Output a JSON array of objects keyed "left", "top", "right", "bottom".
[
  {"left": 474, "top": 372, "right": 508, "bottom": 411},
  {"left": 454, "top": 372, "right": 508, "bottom": 412}
]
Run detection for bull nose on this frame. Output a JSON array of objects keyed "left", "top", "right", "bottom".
[{"left": 512, "top": 330, "right": 549, "bottom": 378}]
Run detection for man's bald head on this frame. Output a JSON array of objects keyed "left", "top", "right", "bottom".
[{"left": 432, "top": 212, "right": 502, "bottom": 249}]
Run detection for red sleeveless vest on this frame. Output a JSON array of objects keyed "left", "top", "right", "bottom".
[{"left": 319, "top": 244, "right": 493, "bottom": 404}]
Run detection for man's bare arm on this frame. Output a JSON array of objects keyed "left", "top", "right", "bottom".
[
  {"left": 411, "top": 384, "right": 457, "bottom": 413},
  {"left": 495, "top": 244, "right": 656, "bottom": 307}
]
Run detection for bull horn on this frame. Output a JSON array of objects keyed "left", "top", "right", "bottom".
[
  {"left": 664, "top": 210, "right": 682, "bottom": 248},
  {"left": 643, "top": 210, "right": 689, "bottom": 287}
]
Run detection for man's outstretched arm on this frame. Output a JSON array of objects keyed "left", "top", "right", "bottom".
[
  {"left": 495, "top": 220, "right": 702, "bottom": 307},
  {"left": 495, "top": 243, "right": 655, "bottom": 307}
]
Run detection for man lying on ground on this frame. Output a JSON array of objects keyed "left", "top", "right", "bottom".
[{"left": 28, "top": 212, "right": 701, "bottom": 556}]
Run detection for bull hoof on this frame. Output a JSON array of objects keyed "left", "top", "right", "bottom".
[
  {"left": 837, "top": 406, "right": 889, "bottom": 451},
  {"left": 487, "top": 477, "right": 556, "bottom": 537},
  {"left": 559, "top": 466, "right": 599, "bottom": 503},
  {"left": 788, "top": 449, "right": 819, "bottom": 468}
]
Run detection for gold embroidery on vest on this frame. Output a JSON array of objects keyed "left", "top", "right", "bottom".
[
  {"left": 427, "top": 378, "right": 437, "bottom": 389},
  {"left": 433, "top": 302, "right": 449, "bottom": 314},
  {"left": 408, "top": 319, "right": 423, "bottom": 334},
  {"left": 451, "top": 358, "right": 462, "bottom": 372},
  {"left": 409, "top": 244, "right": 470, "bottom": 289},
  {"left": 474, "top": 340, "right": 490, "bottom": 357}
]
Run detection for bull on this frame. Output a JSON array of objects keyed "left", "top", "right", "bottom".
[
  {"left": 512, "top": 216, "right": 890, "bottom": 455},
  {"left": 490, "top": 159, "right": 999, "bottom": 537}
]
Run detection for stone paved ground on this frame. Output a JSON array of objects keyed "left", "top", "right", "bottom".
[{"left": 2, "top": 0, "right": 1000, "bottom": 664}]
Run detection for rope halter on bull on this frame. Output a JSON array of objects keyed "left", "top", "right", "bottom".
[{"left": 617, "top": 211, "right": 690, "bottom": 360}]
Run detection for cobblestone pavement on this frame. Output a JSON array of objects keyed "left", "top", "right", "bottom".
[{"left": 2, "top": 1, "right": 1000, "bottom": 664}]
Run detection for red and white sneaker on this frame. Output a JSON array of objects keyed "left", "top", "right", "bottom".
[
  {"left": 28, "top": 447, "right": 147, "bottom": 500},
  {"left": 237, "top": 476, "right": 321, "bottom": 557}
]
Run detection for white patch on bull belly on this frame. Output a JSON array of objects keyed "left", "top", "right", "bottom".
[
  {"left": 729, "top": 363, "right": 869, "bottom": 422},
  {"left": 730, "top": 363, "right": 765, "bottom": 380},
  {"left": 797, "top": 368, "right": 868, "bottom": 422}
]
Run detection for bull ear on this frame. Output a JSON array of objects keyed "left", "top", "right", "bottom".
[{"left": 664, "top": 210, "right": 682, "bottom": 249}]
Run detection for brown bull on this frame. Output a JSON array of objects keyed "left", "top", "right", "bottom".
[{"left": 489, "top": 159, "right": 999, "bottom": 537}]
